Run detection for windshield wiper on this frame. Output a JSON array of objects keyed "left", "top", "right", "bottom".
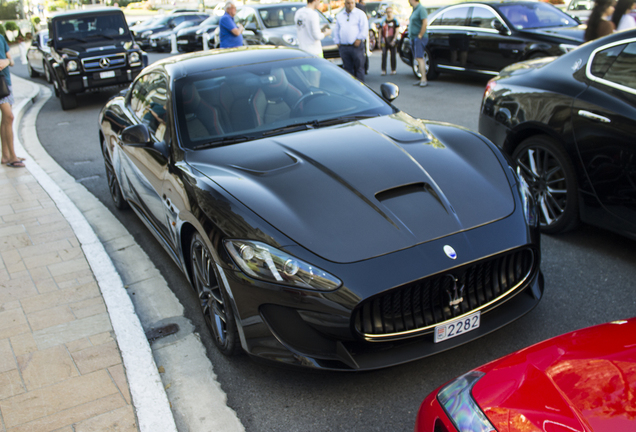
[
  {"left": 261, "top": 123, "right": 316, "bottom": 137},
  {"left": 85, "top": 33, "right": 114, "bottom": 40},
  {"left": 194, "top": 135, "right": 252, "bottom": 150},
  {"left": 262, "top": 114, "right": 381, "bottom": 138},
  {"left": 312, "top": 114, "right": 381, "bottom": 127}
]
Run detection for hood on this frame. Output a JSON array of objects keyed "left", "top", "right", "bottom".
[
  {"left": 519, "top": 25, "right": 586, "bottom": 44},
  {"left": 188, "top": 113, "right": 515, "bottom": 263},
  {"left": 261, "top": 25, "right": 336, "bottom": 48},
  {"left": 58, "top": 40, "right": 129, "bottom": 55},
  {"left": 472, "top": 319, "right": 636, "bottom": 432},
  {"left": 499, "top": 56, "right": 556, "bottom": 78}
]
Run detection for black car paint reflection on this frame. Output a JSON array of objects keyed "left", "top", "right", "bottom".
[
  {"left": 99, "top": 46, "right": 543, "bottom": 370},
  {"left": 479, "top": 29, "right": 636, "bottom": 238}
]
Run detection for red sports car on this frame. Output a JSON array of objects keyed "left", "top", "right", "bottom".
[{"left": 415, "top": 318, "right": 636, "bottom": 432}]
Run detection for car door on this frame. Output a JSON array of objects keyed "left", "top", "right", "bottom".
[
  {"left": 465, "top": 5, "right": 524, "bottom": 73},
  {"left": 122, "top": 72, "right": 173, "bottom": 241},
  {"left": 572, "top": 39, "right": 636, "bottom": 232},
  {"left": 428, "top": 6, "right": 471, "bottom": 71}
]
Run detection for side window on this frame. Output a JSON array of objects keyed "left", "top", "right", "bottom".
[
  {"left": 130, "top": 73, "right": 170, "bottom": 141},
  {"left": 439, "top": 7, "right": 470, "bottom": 26},
  {"left": 591, "top": 42, "right": 636, "bottom": 91},
  {"left": 469, "top": 7, "right": 498, "bottom": 29}
]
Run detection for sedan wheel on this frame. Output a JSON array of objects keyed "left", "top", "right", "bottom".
[
  {"left": 512, "top": 136, "right": 579, "bottom": 234},
  {"left": 411, "top": 49, "right": 438, "bottom": 80},
  {"left": 102, "top": 144, "right": 128, "bottom": 210},
  {"left": 190, "top": 233, "right": 239, "bottom": 356}
]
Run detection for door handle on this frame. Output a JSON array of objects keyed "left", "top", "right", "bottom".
[
  {"left": 465, "top": 32, "right": 477, "bottom": 36},
  {"left": 578, "top": 110, "right": 611, "bottom": 123}
]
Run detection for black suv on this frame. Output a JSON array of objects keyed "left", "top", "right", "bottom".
[{"left": 47, "top": 8, "right": 145, "bottom": 110}]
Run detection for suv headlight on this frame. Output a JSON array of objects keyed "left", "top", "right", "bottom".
[
  {"left": 66, "top": 60, "right": 78, "bottom": 72},
  {"left": 282, "top": 34, "right": 298, "bottom": 46},
  {"left": 224, "top": 240, "right": 341, "bottom": 291},
  {"left": 129, "top": 52, "right": 140, "bottom": 64}
]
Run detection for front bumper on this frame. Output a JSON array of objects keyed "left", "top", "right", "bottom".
[
  {"left": 218, "top": 215, "right": 543, "bottom": 371},
  {"left": 62, "top": 66, "right": 143, "bottom": 94}
]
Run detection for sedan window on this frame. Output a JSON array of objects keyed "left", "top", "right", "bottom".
[
  {"left": 259, "top": 6, "right": 301, "bottom": 28},
  {"left": 130, "top": 73, "right": 169, "bottom": 141},
  {"left": 469, "top": 6, "right": 499, "bottom": 30},
  {"left": 498, "top": 3, "right": 578, "bottom": 29},
  {"left": 434, "top": 6, "right": 470, "bottom": 26},
  {"left": 590, "top": 42, "right": 636, "bottom": 93},
  {"left": 173, "top": 58, "right": 395, "bottom": 150}
]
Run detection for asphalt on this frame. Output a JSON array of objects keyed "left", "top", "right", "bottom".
[{"left": 0, "top": 70, "right": 179, "bottom": 430}]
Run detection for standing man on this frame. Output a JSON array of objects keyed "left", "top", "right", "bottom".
[
  {"left": 408, "top": 0, "right": 429, "bottom": 87},
  {"left": 295, "top": 0, "right": 331, "bottom": 57},
  {"left": 333, "top": 0, "right": 368, "bottom": 82},
  {"left": 219, "top": 0, "right": 244, "bottom": 48},
  {"left": 355, "top": 0, "right": 369, "bottom": 74}
]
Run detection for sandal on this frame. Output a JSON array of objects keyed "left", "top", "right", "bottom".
[{"left": 6, "top": 160, "right": 25, "bottom": 168}]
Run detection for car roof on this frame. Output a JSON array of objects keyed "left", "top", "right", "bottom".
[
  {"left": 48, "top": 7, "right": 125, "bottom": 20},
  {"left": 150, "top": 46, "right": 313, "bottom": 78}
]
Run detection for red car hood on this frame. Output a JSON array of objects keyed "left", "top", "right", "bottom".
[{"left": 471, "top": 319, "right": 636, "bottom": 432}]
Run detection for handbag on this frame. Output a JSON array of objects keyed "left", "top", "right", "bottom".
[{"left": 0, "top": 74, "right": 10, "bottom": 99}]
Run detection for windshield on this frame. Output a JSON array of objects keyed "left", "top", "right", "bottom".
[
  {"left": 499, "top": 3, "right": 578, "bottom": 29},
  {"left": 201, "top": 15, "right": 221, "bottom": 26},
  {"left": 174, "top": 57, "right": 395, "bottom": 150},
  {"left": 54, "top": 13, "right": 130, "bottom": 41}
]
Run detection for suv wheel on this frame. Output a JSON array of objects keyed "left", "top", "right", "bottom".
[
  {"left": 60, "top": 92, "right": 77, "bottom": 110},
  {"left": 44, "top": 62, "right": 52, "bottom": 83}
]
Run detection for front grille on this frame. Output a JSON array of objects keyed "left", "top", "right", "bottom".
[
  {"left": 82, "top": 54, "right": 127, "bottom": 72},
  {"left": 354, "top": 248, "right": 536, "bottom": 341}
]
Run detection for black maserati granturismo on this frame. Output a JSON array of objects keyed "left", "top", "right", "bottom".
[{"left": 99, "top": 46, "right": 543, "bottom": 370}]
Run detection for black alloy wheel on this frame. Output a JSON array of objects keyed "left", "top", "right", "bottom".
[
  {"left": 102, "top": 144, "right": 129, "bottom": 210},
  {"left": 190, "top": 233, "right": 239, "bottom": 356},
  {"left": 512, "top": 135, "right": 579, "bottom": 234}
]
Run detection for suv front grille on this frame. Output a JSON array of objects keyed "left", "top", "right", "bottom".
[
  {"left": 354, "top": 248, "right": 536, "bottom": 341},
  {"left": 82, "top": 54, "right": 127, "bottom": 72}
]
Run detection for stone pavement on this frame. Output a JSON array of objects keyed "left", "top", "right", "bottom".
[{"left": 0, "top": 75, "right": 176, "bottom": 430}]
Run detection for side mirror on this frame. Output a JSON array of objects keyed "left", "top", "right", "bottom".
[
  {"left": 492, "top": 19, "right": 510, "bottom": 35},
  {"left": 380, "top": 82, "right": 399, "bottom": 102},
  {"left": 245, "top": 22, "right": 258, "bottom": 32},
  {"left": 121, "top": 124, "right": 151, "bottom": 146}
]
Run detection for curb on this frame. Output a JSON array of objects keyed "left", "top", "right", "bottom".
[{"left": 12, "top": 76, "right": 179, "bottom": 432}]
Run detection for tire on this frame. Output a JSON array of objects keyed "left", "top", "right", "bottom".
[
  {"left": 27, "top": 62, "right": 38, "bottom": 78},
  {"left": 102, "top": 144, "right": 128, "bottom": 210},
  {"left": 411, "top": 49, "right": 438, "bottom": 80},
  {"left": 190, "top": 233, "right": 240, "bottom": 356},
  {"left": 44, "top": 62, "right": 52, "bottom": 83},
  {"left": 512, "top": 135, "right": 579, "bottom": 234},
  {"left": 60, "top": 91, "right": 77, "bottom": 110}
]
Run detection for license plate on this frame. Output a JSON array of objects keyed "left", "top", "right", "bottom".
[
  {"left": 100, "top": 70, "right": 115, "bottom": 79},
  {"left": 434, "top": 311, "right": 480, "bottom": 343}
]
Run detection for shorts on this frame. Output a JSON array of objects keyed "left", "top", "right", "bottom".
[
  {"left": 411, "top": 36, "right": 429, "bottom": 59},
  {"left": 0, "top": 85, "right": 13, "bottom": 106}
]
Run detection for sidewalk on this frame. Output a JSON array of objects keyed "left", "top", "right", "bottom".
[{"left": 0, "top": 77, "right": 175, "bottom": 430}]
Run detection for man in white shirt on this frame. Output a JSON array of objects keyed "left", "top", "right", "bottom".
[
  {"left": 295, "top": 0, "right": 331, "bottom": 58},
  {"left": 333, "top": 0, "right": 368, "bottom": 81}
]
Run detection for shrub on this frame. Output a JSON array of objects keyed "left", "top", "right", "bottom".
[
  {"left": 0, "top": 3, "right": 18, "bottom": 20},
  {"left": 0, "top": 24, "right": 5, "bottom": 40}
]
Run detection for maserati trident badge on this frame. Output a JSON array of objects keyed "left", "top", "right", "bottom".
[
  {"left": 443, "top": 245, "right": 457, "bottom": 259},
  {"left": 445, "top": 275, "right": 464, "bottom": 309}
]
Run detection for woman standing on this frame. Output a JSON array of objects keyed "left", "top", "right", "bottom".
[
  {"left": 0, "top": 33, "right": 22, "bottom": 168},
  {"left": 612, "top": 0, "right": 636, "bottom": 30},
  {"left": 585, "top": 0, "right": 616, "bottom": 41},
  {"left": 380, "top": 7, "right": 399, "bottom": 75}
]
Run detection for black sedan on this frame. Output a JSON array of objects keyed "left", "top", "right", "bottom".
[
  {"left": 134, "top": 12, "right": 209, "bottom": 49},
  {"left": 398, "top": 1, "right": 584, "bottom": 79},
  {"left": 99, "top": 46, "right": 543, "bottom": 370},
  {"left": 479, "top": 29, "right": 636, "bottom": 238},
  {"left": 26, "top": 29, "right": 53, "bottom": 83},
  {"left": 176, "top": 13, "right": 222, "bottom": 52},
  {"left": 147, "top": 19, "right": 204, "bottom": 52}
]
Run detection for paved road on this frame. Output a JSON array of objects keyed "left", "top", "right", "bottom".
[{"left": 17, "top": 50, "right": 636, "bottom": 432}]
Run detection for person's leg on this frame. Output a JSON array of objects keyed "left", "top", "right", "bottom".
[
  {"left": 381, "top": 42, "right": 388, "bottom": 74},
  {"left": 340, "top": 46, "right": 355, "bottom": 77},
  {"left": 0, "top": 102, "right": 20, "bottom": 166},
  {"left": 412, "top": 37, "right": 427, "bottom": 86},
  {"left": 353, "top": 44, "right": 365, "bottom": 82},
  {"left": 390, "top": 44, "right": 397, "bottom": 73}
]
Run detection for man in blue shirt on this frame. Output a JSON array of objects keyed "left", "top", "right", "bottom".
[
  {"left": 333, "top": 0, "right": 368, "bottom": 82},
  {"left": 408, "top": 0, "right": 429, "bottom": 87},
  {"left": 219, "top": 1, "right": 244, "bottom": 48}
]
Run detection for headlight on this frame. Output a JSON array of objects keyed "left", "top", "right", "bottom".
[
  {"left": 517, "top": 167, "right": 537, "bottom": 227},
  {"left": 282, "top": 34, "right": 298, "bottom": 46},
  {"left": 559, "top": 43, "right": 578, "bottom": 53},
  {"left": 141, "top": 30, "right": 153, "bottom": 38},
  {"left": 224, "top": 240, "right": 341, "bottom": 291},
  {"left": 66, "top": 60, "right": 78, "bottom": 72},
  {"left": 437, "top": 371, "right": 496, "bottom": 432},
  {"left": 129, "top": 52, "right": 140, "bottom": 64}
]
